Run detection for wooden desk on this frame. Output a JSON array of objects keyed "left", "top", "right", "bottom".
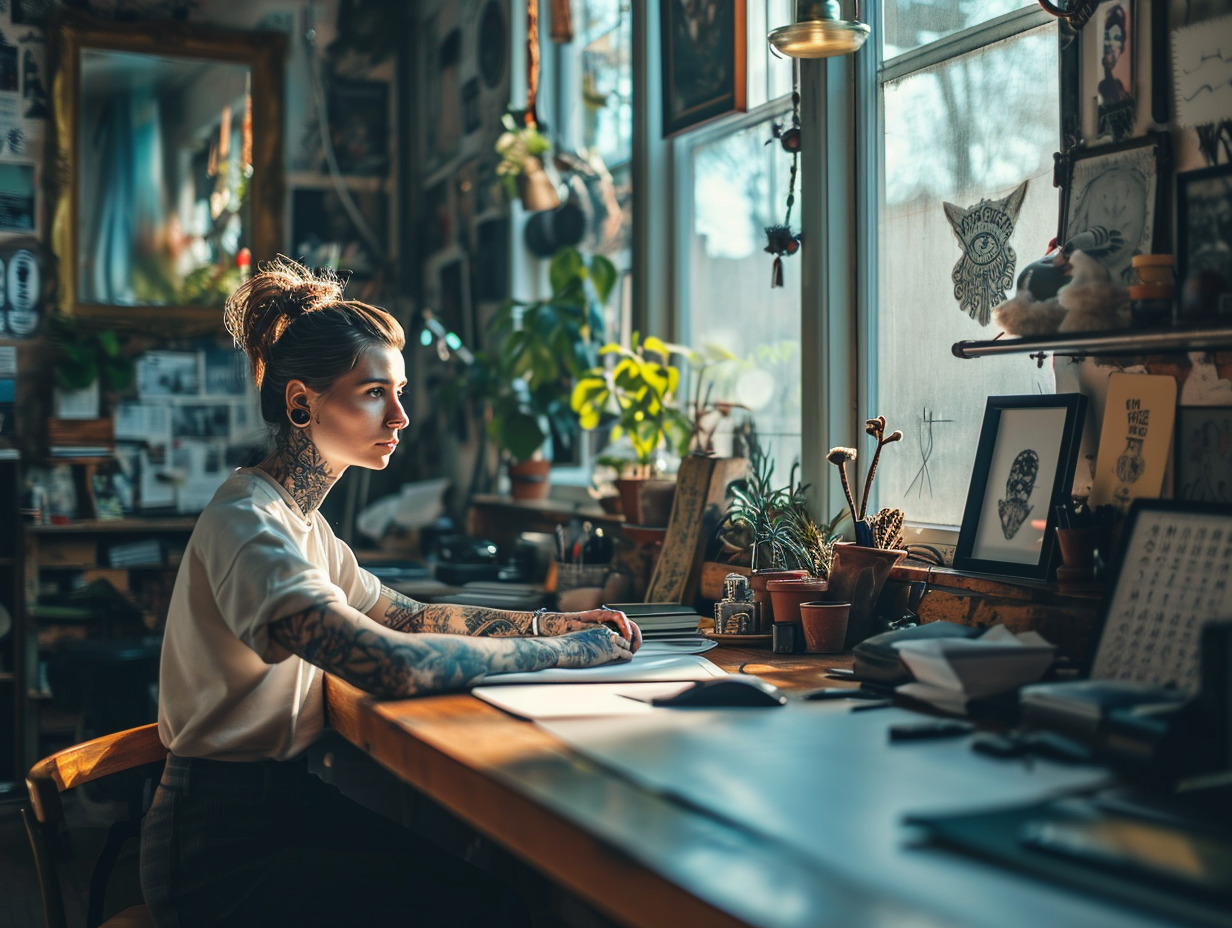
[{"left": 323, "top": 648, "right": 1190, "bottom": 928}]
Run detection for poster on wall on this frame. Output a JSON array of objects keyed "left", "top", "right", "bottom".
[{"left": 1090, "top": 373, "right": 1177, "bottom": 510}]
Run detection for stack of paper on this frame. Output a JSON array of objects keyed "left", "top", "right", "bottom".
[
  {"left": 894, "top": 625, "right": 1056, "bottom": 716},
  {"left": 608, "top": 602, "right": 703, "bottom": 640}
]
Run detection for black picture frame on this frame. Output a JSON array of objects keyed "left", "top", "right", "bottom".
[
  {"left": 1177, "top": 163, "right": 1232, "bottom": 318},
  {"left": 954, "top": 393, "right": 1088, "bottom": 580},
  {"left": 660, "top": 0, "right": 746, "bottom": 138},
  {"left": 1056, "top": 130, "right": 1167, "bottom": 286},
  {"left": 1175, "top": 405, "right": 1232, "bottom": 504}
]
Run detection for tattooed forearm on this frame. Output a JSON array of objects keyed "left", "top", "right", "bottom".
[
  {"left": 269, "top": 600, "right": 590, "bottom": 698},
  {"left": 375, "top": 586, "right": 528, "bottom": 637}
]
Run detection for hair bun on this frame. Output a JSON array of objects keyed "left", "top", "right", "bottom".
[{"left": 224, "top": 257, "right": 347, "bottom": 386}]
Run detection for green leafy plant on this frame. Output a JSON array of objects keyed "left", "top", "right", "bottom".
[
  {"left": 723, "top": 444, "right": 845, "bottom": 574},
  {"left": 50, "top": 316, "right": 134, "bottom": 394},
  {"left": 570, "top": 333, "right": 694, "bottom": 473},
  {"left": 494, "top": 113, "right": 552, "bottom": 199},
  {"left": 475, "top": 247, "right": 615, "bottom": 464}
]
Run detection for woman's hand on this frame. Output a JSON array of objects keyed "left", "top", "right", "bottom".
[
  {"left": 546, "top": 626, "right": 634, "bottom": 668},
  {"left": 536, "top": 608, "right": 642, "bottom": 652}
]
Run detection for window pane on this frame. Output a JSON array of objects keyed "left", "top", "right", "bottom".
[
  {"left": 578, "top": 0, "right": 632, "bottom": 168},
  {"left": 687, "top": 116, "right": 802, "bottom": 483},
  {"left": 875, "top": 26, "right": 1059, "bottom": 527},
  {"left": 748, "top": 0, "right": 795, "bottom": 109},
  {"left": 883, "top": 0, "right": 1033, "bottom": 57}
]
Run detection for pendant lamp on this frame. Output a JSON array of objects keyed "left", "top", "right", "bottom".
[{"left": 768, "top": 0, "right": 870, "bottom": 58}]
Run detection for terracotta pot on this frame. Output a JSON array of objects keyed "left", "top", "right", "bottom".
[
  {"left": 615, "top": 477, "right": 676, "bottom": 526},
  {"left": 1055, "top": 526, "right": 1110, "bottom": 569},
  {"left": 825, "top": 543, "right": 907, "bottom": 648},
  {"left": 798, "top": 601, "right": 851, "bottom": 653},
  {"left": 508, "top": 459, "right": 551, "bottom": 500},
  {"left": 766, "top": 577, "right": 829, "bottom": 627},
  {"left": 749, "top": 569, "right": 808, "bottom": 631}
]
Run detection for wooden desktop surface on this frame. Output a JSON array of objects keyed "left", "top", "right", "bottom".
[{"left": 323, "top": 647, "right": 1184, "bottom": 928}]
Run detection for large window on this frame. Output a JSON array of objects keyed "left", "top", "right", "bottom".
[
  {"left": 869, "top": 3, "right": 1060, "bottom": 528},
  {"left": 676, "top": 1, "right": 799, "bottom": 479}
]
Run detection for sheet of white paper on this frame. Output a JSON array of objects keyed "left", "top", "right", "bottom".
[
  {"left": 1172, "top": 15, "right": 1232, "bottom": 128},
  {"left": 473, "top": 682, "right": 695, "bottom": 720},
  {"left": 893, "top": 625, "right": 1055, "bottom": 697},
  {"left": 479, "top": 651, "right": 728, "bottom": 686},
  {"left": 636, "top": 638, "right": 717, "bottom": 655}
]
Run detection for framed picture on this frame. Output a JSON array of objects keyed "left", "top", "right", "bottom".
[
  {"left": 1177, "top": 164, "right": 1232, "bottom": 318},
  {"left": 291, "top": 187, "right": 388, "bottom": 281},
  {"left": 1093, "top": 0, "right": 1135, "bottom": 139},
  {"left": 1057, "top": 131, "right": 1166, "bottom": 287},
  {"left": 660, "top": 0, "right": 746, "bottom": 137},
  {"left": 1088, "top": 499, "right": 1232, "bottom": 690},
  {"left": 954, "top": 393, "right": 1088, "bottom": 579},
  {"left": 1176, "top": 405, "right": 1232, "bottom": 504},
  {"left": 325, "top": 79, "right": 389, "bottom": 176}
]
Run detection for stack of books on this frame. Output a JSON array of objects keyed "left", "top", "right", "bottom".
[{"left": 606, "top": 603, "right": 704, "bottom": 640}]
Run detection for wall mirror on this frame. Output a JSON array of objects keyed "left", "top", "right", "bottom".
[{"left": 49, "top": 14, "right": 285, "bottom": 335}]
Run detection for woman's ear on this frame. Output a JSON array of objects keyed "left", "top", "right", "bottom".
[{"left": 285, "top": 379, "right": 312, "bottom": 411}]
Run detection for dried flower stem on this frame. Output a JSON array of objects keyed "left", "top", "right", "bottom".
[
  {"left": 858, "top": 418, "right": 902, "bottom": 521},
  {"left": 827, "top": 447, "right": 859, "bottom": 524}
]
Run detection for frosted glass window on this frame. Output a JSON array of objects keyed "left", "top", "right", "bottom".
[
  {"left": 687, "top": 116, "right": 802, "bottom": 482},
  {"left": 883, "top": 0, "right": 1028, "bottom": 57},
  {"left": 874, "top": 25, "right": 1059, "bottom": 527}
]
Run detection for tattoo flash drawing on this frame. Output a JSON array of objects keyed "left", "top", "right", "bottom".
[
  {"left": 943, "top": 180, "right": 1028, "bottom": 326},
  {"left": 998, "top": 449, "right": 1039, "bottom": 539}
]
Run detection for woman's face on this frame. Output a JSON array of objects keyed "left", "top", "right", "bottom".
[
  {"left": 1103, "top": 21, "right": 1125, "bottom": 66},
  {"left": 305, "top": 345, "right": 408, "bottom": 472}
]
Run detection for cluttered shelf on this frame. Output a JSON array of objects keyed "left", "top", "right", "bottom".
[
  {"left": 951, "top": 323, "right": 1232, "bottom": 359},
  {"left": 24, "top": 517, "right": 198, "bottom": 534}
]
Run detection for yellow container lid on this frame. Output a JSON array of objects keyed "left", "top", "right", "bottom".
[{"left": 1131, "top": 253, "right": 1174, "bottom": 267}]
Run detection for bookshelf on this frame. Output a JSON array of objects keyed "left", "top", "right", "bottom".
[{"left": 18, "top": 515, "right": 196, "bottom": 771}]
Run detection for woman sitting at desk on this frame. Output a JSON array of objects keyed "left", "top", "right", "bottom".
[{"left": 140, "top": 258, "right": 640, "bottom": 927}]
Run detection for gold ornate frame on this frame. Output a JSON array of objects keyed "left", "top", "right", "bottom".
[{"left": 48, "top": 13, "right": 285, "bottom": 335}]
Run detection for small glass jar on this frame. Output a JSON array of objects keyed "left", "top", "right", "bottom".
[{"left": 1128, "top": 254, "right": 1175, "bottom": 327}]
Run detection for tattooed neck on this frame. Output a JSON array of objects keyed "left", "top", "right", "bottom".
[{"left": 260, "top": 429, "right": 338, "bottom": 516}]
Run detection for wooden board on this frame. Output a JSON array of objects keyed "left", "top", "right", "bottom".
[{"left": 644, "top": 456, "right": 747, "bottom": 605}]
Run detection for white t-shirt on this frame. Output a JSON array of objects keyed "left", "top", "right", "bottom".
[{"left": 157, "top": 467, "right": 381, "bottom": 761}]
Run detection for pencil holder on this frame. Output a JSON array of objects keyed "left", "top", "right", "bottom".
[{"left": 555, "top": 562, "right": 610, "bottom": 592}]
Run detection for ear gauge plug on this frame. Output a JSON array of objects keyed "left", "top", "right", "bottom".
[{"left": 289, "top": 406, "right": 311, "bottom": 426}]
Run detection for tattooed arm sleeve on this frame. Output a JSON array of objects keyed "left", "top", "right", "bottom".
[
  {"left": 268, "top": 600, "right": 631, "bottom": 698},
  {"left": 369, "top": 586, "right": 531, "bottom": 637}
]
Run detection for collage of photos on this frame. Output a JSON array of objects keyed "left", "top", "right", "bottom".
[{"left": 112, "top": 345, "right": 264, "bottom": 515}]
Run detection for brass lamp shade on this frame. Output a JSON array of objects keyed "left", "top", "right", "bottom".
[{"left": 768, "top": 0, "right": 870, "bottom": 58}]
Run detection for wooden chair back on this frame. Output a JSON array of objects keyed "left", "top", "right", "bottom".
[{"left": 23, "top": 722, "right": 167, "bottom": 928}]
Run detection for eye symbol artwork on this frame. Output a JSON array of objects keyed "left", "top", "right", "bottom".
[
  {"left": 998, "top": 449, "right": 1040, "bottom": 539},
  {"left": 943, "top": 180, "right": 1028, "bottom": 326}
]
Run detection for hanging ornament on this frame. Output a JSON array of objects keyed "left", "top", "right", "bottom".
[{"left": 764, "top": 64, "right": 802, "bottom": 289}]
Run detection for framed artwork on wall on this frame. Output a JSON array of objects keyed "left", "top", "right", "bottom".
[
  {"left": 660, "top": 0, "right": 746, "bottom": 137},
  {"left": 1176, "top": 164, "right": 1232, "bottom": 320},
  {"left": 1176, "top": 405, "right": 1232, "bottom": 504},
  {"left": 954, "top": 393, "right": 1088, "bottom": 580},
  {"left": 1093, "top": 0, "right": 1135, "bottom": 140},
  {"left": 1057, "top": 131, "right": 1166, "bottom": 286}
]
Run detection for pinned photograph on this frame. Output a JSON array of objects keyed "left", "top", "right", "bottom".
[
  {"left": 136, "top": 351, "right": 200, "bottom": 398},
  {"left": 0, "top": 162, "right": 35, "bottom": 232}
]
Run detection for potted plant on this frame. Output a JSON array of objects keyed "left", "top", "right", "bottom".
[
  {"left": 475, "top": 246, "right": 614, "bottom": 499},
  {"left": 722, "top": 444, "right": 844, "bottom": 628},
  {"left": 50, "top": 316, "right": 135, "bottom": 420},
  {"left": 570, "top": 333, "right": 693, "bottom": 524},
  {"left": 495, "top": 113, "right": 560, "bottom": 212},
  {"left": 825, "top": 416, "right": 909, "bottom": 647}
]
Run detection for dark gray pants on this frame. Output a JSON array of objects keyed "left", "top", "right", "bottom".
[{"left": 140, "top": 752, "right": 527, "bottom": 928}]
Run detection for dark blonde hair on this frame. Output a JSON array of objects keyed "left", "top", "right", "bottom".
[{"left": 224, "top": 258, "right": 405, "bottom": 431}]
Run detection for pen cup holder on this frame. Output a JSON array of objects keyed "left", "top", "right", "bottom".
[{"left": 553, "top": 562, "right": 611, "bottom": 612}]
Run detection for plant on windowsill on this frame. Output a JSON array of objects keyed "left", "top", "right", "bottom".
[
  {"left": 826, "top": 416, "right": 910, "bottom": 647},
  {"left": 721, "top": 442, "right": 846, "bottom": 625},
  {"left": 473, "top": 246, "right": 615, "bottom": 500},
  {"left": 570, "top": 333, "right": 694, "bottom": 524}
]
